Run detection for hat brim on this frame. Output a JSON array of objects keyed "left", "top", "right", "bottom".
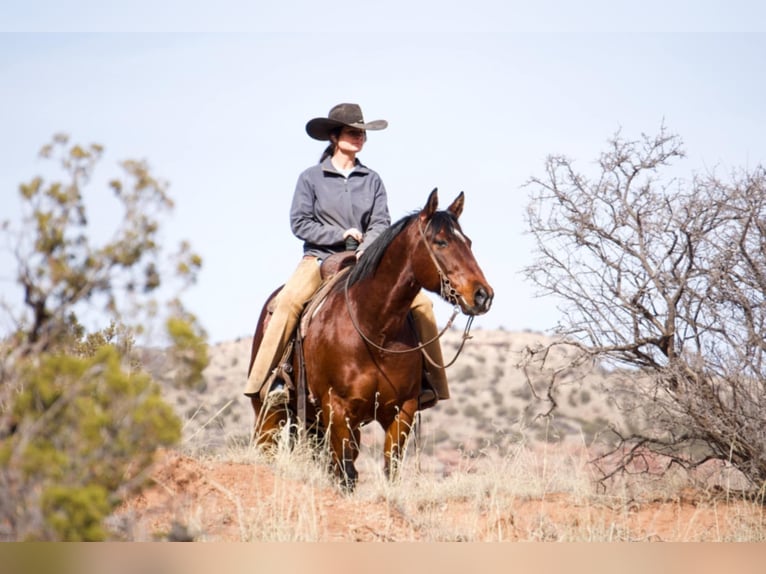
[{"left": 305, "top": 117, "right": 388, "bottom": 141}]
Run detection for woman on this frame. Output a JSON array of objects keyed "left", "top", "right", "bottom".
[{"left": 244, "top": 103, "right": 449, "bottom": 408}]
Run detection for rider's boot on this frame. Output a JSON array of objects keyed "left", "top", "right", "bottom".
[
  {"left": 411, "top": 291, "right": 450, "bottom": 409},
  {"left": 245, "top": 304, "right": 300, "bottom": 403}
]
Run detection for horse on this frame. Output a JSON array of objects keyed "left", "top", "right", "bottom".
[{"left": 248, "top": 188, "right": 493, "bottom": 490}]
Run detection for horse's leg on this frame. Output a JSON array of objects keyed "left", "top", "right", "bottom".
[
  {"left": 383, "top": 407, "right": 416, "bottom": 481},
  {"left": 323, "top": 403, "right": 361, "bottom": 491},
  {"left": 250, "top": 396, "right": 290, "bottom": 450},
  {"left": 340, "top": 426, "right": 361, "bottom": 491}
]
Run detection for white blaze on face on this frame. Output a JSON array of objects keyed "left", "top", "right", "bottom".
[{"left": 452, "top": 228, "right": 469, "bottom": 245}]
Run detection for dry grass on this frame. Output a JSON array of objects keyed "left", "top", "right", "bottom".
[
  {"left": 117, "top": 329, "right": 766, "bottom": 542},
  {"left": 111, "top": 424, "right": 766, "bottom": 542}
]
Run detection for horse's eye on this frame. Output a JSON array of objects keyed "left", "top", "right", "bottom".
[{"left": 435, "top": 240, "right": 448, "bottom": 248}]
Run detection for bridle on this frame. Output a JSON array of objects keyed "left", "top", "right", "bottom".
[
  {"left": 417, "top": 217, "right": 465, "bottom": 308},
  {"left": 343, "top": 217, "right": 474, "bottom": 368}
]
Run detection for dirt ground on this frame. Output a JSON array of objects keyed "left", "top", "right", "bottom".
[{"left": 114, "top": 449, "right": 765, "bottom": 542}]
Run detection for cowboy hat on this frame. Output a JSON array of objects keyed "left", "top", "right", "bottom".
[{"left": 305, "top": 103, "right": 388, "bottom": 141}]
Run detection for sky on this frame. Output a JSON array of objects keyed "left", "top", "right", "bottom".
[{"left": 1, "top": 3, "right": 766, "bottom": 343}]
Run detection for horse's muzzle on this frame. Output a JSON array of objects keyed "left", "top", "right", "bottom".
[{"left": 466, "top": 285, "right": 493, "bottom": 315}]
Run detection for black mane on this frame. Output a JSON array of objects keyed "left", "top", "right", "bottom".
[{"left": 347, "top": 210, "right": 458, "bottom": 287}]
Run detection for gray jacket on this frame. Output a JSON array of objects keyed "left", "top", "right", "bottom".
[{"left": 290, "top": 157, "right": 391, "bottom": 258}]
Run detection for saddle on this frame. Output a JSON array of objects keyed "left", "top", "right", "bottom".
[
  {"left": 263, "top": 252, "right": 357, "bottom": 320},
  {"left": 258, "top": 252, "right": 357, "bottom": 411},
  {"left": 317, "top": 251, "right": 358, "bottom": 280}
]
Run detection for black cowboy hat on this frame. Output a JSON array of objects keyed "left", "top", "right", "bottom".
[{"left": 305, "top": 103, "right": 388, "bottom": 141}]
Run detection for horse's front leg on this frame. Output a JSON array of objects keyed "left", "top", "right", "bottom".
[
  {"left": 324, "top": 403, "right": 361, "bottom": 492},
  {"left": 383, "top": 404, "right": 416, "bottom": 481}
]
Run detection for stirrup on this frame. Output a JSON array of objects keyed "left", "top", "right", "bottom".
[
  {"left": 419, "top": 369, "right": 438, "bottom": 409},
  {"left": 418, "top": 387, "right": 437, "bottom": 409},
  {"left": 265, "top": 379, "right": 289, "bottom": 405},
  {"left": 258, "top": 361, "right": 293, "bottom": 405}
]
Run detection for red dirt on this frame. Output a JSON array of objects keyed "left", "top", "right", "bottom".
[{"left": 115, "top": 450, "right": 765, "bottom": 542}]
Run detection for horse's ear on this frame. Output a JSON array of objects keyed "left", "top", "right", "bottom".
[
  {"left": 447, "top": 192, "right": 465, "bottom": 219},
  {"left": 421, "top": 188, "right": 439, "bottom": 221}
]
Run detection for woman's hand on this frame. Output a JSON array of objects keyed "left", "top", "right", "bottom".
[{"left": 342, "top": 227, "right": 363, "bottom": 243}]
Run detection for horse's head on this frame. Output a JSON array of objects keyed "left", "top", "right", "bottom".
[{"left": 415, "top": 188, "right": 494, "bottom": 315}]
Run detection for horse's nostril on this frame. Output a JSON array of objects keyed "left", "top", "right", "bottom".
[{"left": 475, "top": 287, "right": 489, "bottom": 310}]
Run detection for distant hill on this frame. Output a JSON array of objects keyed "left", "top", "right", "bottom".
[{"left": 149, "top": 329, "right": 642, "bottom": 472}]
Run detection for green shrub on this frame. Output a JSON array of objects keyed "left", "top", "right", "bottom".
[
  {"left": 1, "top": 345, "right": 182, "bottom": 540},
  {"left": 0, "top": 135, "right": 206, "bottom": 540}
]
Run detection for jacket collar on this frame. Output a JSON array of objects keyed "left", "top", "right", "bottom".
[{"left": 321, "top": 157, "right": 369, "bottom": 176}]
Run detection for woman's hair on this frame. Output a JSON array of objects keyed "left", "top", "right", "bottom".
[{"left": 318, "top": 127, "right": 343, "bottom": 163}]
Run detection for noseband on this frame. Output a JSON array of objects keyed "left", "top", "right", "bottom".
[{"left": 343, "top": 217, "right": 474, "bottom": 367}]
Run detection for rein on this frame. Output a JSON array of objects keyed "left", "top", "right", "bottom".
[{"left": 343, "top": 218, "right": 474, "bottom": 368}]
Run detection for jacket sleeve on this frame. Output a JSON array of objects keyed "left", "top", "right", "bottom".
[
  {"left": 359, "top": 175, "right": 391, "bottom": 252},
  {"left": 290, "top": 171, "right": 345, "bottom": 247}
]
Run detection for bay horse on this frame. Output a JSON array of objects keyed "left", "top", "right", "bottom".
[{"left": 248, "top": 188, "right": 493, "bottom": 490}]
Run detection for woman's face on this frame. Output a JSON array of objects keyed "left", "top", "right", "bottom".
[{"left": 334, "top": 127, "right": 367, "bottom": 155}]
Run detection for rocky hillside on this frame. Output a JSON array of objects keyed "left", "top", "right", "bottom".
[{"left": 152, "top": 329, "right": 642, "bottom": 470}]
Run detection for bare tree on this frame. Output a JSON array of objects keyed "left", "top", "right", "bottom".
[{"left": 524, "top": 126, "right": 766, "bottom": 490}]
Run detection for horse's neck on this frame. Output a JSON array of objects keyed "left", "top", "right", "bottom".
[{"left": 352, "top": 240, "right": 421, "bottom": 335}]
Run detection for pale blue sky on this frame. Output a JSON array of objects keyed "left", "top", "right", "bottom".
[{"left": 1, "top": 4, "right": 765, "bottom": 343}]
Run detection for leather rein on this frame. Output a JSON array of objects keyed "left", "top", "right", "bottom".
[{"left": 343, "top": 218, "right": 474, "bottom": 369}]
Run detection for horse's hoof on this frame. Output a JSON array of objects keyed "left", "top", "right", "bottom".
[{"left": 339, "top": 478, "right": 357, "bottom": 494}]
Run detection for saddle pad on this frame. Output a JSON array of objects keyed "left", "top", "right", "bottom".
[{"left": 299, "top": 266, "right": 352, "bottom": 337}]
